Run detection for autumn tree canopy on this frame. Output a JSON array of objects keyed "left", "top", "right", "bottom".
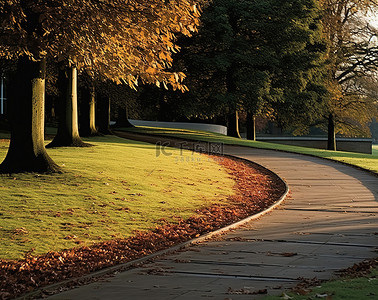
[{"left": 0, "top": 0, "right": 201, "bottom": 89}]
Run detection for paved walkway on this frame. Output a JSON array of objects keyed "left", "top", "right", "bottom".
[{"left": 49, "top": 135, "right": 378, "bottom": 299}]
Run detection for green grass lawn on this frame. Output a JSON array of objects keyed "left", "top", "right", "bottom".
[
  {"left": 122, "top": 126, "right": 378, "bottom": 174},
  {"left": 0, "top": 135, "right": 235, "bottom": 260}
]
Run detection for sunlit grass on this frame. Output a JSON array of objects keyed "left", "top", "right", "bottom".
[
  {"left": 122, "top": 126, "right": 378, "bottom": 173},
  {"left": 0, "top": 135, "right": 235, "bottom": 259}
]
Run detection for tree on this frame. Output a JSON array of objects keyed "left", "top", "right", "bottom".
[
  {"left": 153, "top": 0, "right": 327, "bottom": 139},
  {"left": 47, "top": 63, "right": 90, "bottom": 147},
  {"left": 0, "top": 0, "right": 200, "bottom": 172},
  {"left": 112, "top": 84, "right": 140, "bottom": 128},
  {"left": 78, "top": 74, "right": 99, "bottom": 137},
  {"left": 234, "top": 0, "right": 327, "bottom": 139},
  {"left": 326, "top": 73, "right": 378, "bottom": 136},
  {"left": 0, "top": 57, "right": 61, "bottom": 173},
  {"left": 96, "top": 87, "right": 112, "bottom": 135},
  {"left": 320, "top": 0, "right": 378, "bottom": 150},
  {"left": 0, "top": 2, "right": 61, "bottom": 173}
]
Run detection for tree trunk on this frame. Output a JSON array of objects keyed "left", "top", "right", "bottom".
[
  {"left": 225, "top": 57, "right": 241, "bottom": 139},
  {"left": 47, "top": 66, "right": 89, "bottom": 147},
  {"left": 45, "top": 95, "right": 56, "bottom": 123},
  {"left": 157, "top": 94, "right": 170, "bottom": 122},
  {"left": 0, "top": 74, "right": 10, "bottom": 129},
  {"left": 115, "top": 106, "right": 134, "bottom": 128},
  {"left": 246, "top": 112, "right": 256, "bottom": 141},
  {"left": 79, "top": 82, "right": 99, "bottom": 136},
  {"left": 0, "top": 57, "right": 60, "bottom": 174},
  {"left": 97, "top": 94, "right": 112, "bottom": 135},
  {"left": 227, "top": 111, "right": 241, "bottom": 138},
  {"left": 327, "top": 113, "right": 336, "bottom": 151}
]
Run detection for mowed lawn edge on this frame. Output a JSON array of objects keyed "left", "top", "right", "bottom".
[
  {"left": 120, "top": 126, "right": 378, "bottom": 174},
  {"left": 0, "top": 135, "right": 235, "bottom": 260}
]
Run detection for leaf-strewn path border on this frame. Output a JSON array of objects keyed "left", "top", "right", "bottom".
[{"left": 0, "top": 155, "right": 286, "bottom": 299}]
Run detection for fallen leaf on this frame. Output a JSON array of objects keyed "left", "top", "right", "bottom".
[{"left": 315, "top": 293, "right": 330, "bottom": 298}]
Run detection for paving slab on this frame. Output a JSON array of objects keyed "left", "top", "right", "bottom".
[{"left": 47, "top": 135, "right": 378, "bottom": 300}]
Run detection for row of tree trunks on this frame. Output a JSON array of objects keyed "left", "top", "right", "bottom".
[
  {"left": 231, "top": 111, "right": 337, "bottom": 149},
  {"left": 0, "top": 58, "right": 337, "bottom": 174},
  {"left": 0, "top": 58, "right": 118, "bottom": 174}
]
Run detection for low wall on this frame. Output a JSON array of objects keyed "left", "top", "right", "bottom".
[
  {"left": 128, "top": 120, "right": 228, "bottom": 135},
  {"left": 257, "top": 137, "right": 372, "bottom": 154},
  {"left": 126, "top": 121, "right": 371, "bottom": 154}
]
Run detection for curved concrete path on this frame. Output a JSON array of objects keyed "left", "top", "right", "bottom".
[{"left": 48, "top": 137, "right": 378, "bottom": 300}]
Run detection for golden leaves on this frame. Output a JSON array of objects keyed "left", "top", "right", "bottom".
[
  {"left": 0, "top": 0, "right": 201, "bottom": 91},
  {"left": 146, "top": 67, "right": 158, "bottom": 75}
]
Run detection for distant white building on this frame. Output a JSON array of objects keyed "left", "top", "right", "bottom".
[{"left": 129, "top": 119, "right": 227, "bottom": 135}]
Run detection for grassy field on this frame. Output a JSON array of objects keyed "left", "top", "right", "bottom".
[
  {"left": 122, "top": 126, "right": 378, "bottom": 174},
  {"left": 0, "top": 135, "right": 235, "bottom": 260}
]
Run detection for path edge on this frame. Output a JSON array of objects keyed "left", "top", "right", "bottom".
[{"left": 17, "top": 153, "right": 289, "bottom": 300}]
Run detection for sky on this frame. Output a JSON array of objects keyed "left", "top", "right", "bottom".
[{"left": 366, "top": 12, "right": 378, "bottom": 28}]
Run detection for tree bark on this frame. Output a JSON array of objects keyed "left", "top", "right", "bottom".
[
  {"left": 227, "top": 111, "right": 241, "bottom": 138},
  {"left": 97, "top": 94, "right": 112, "bottom": 135},
  {"left": 47, "top": 66, "right": 89, "bottom": 147},
  {"left": 79, "top": 82, "right": 99, "bottom": 136},
  {"left": 45, "top": 95, "right": 56, "bottom": 122},
  {"left": 246, "top": 112, "right": 256, "bottom": 141},
  {"left": 225, "top": 54, "right": 241, "bottom": 138},
  {"left": 0, "top": 57, "right": 60, "bottom": 174},
  {"left": 327, "top": 113, "right": 336, "bottom": 151},
  {"left": 115, "top": 106, "right": 134, "bottom": 128}
]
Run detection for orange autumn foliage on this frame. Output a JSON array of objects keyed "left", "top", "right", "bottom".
[{"left": 0, "top": 0, "right": 201, "bottom": 90}]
